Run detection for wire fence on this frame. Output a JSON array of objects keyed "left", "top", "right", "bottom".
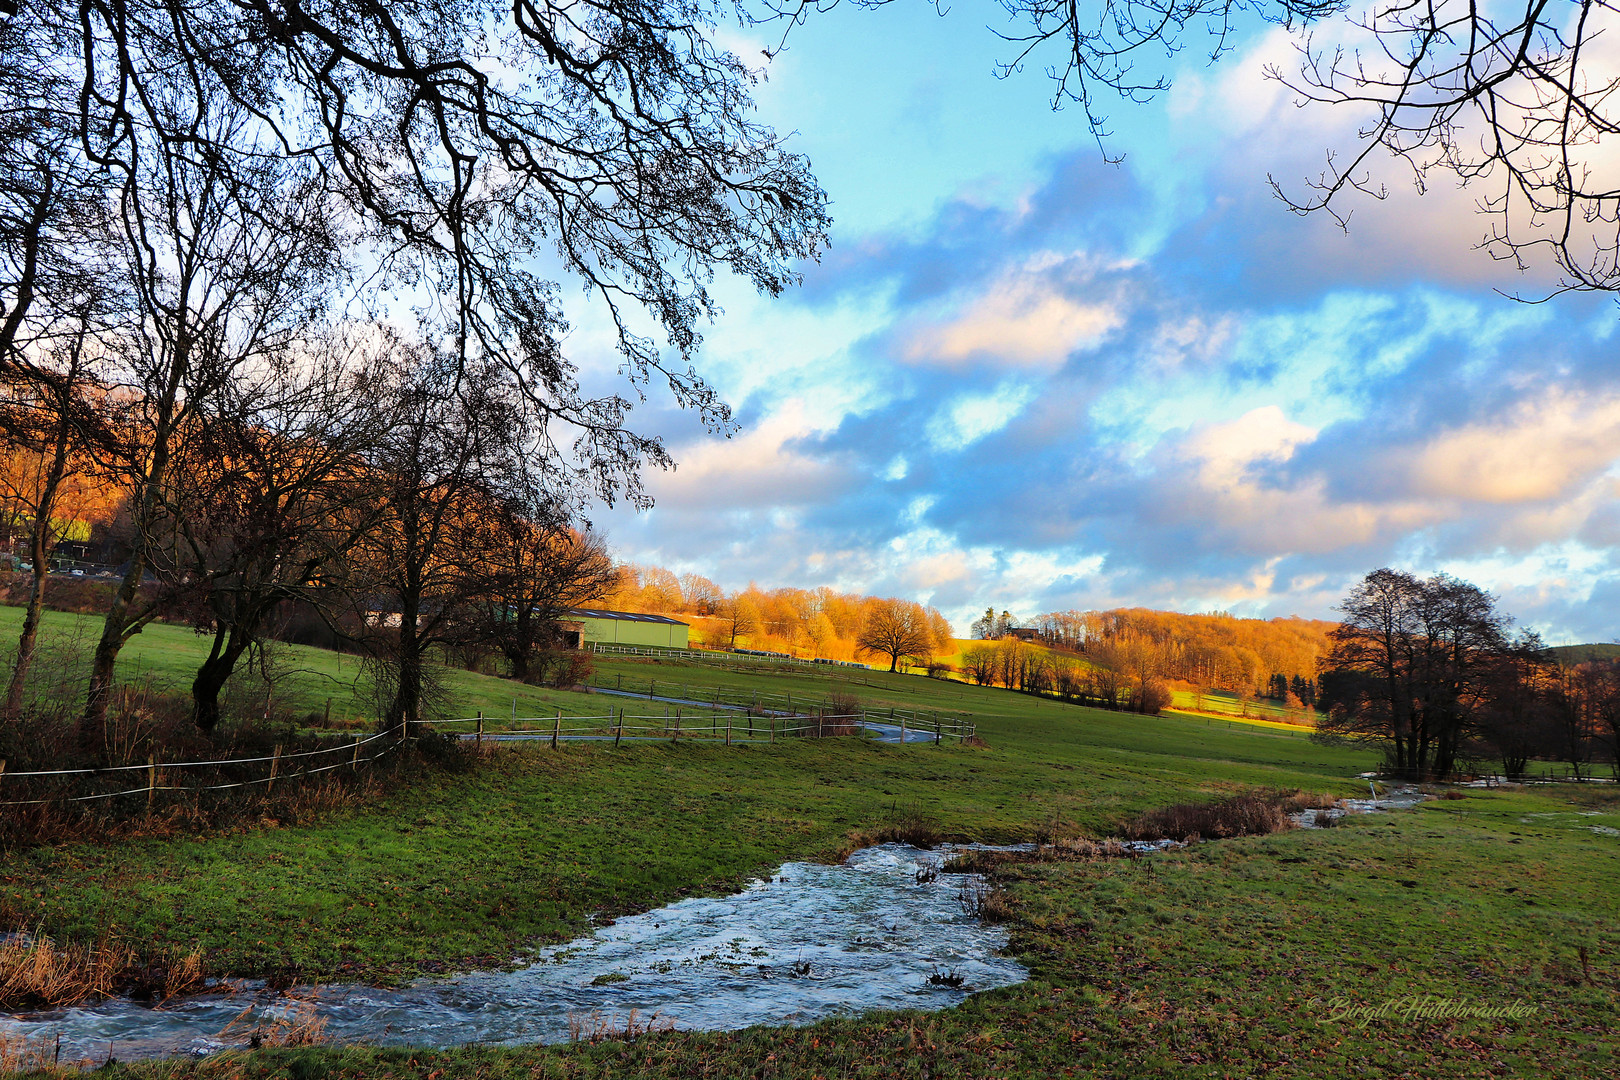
[
  {"left": 584, "top": 673, "right": 969, "bottom": 729},
  {"left": 585, "top": 642, "right": 863, "bottom": 668},
  {"left": 420, "top": 710, "right": 976, "bottom": 747},
  {"left": 0, "top": 708, "right": 976, "bottom": 809},
  {"left": 0, "top": 725, "right": 406, "bottom": 807}
]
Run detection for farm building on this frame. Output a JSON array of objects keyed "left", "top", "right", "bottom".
[{"left": 562, "top": 608, "right": 690, "bottom": 649}]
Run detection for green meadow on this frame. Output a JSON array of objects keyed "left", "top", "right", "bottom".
[{"left": 2, "top": 607, "right": 1617, "bottom": 1077}]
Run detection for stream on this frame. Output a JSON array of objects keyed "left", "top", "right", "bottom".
[{"left": 1, "top": 845, "right": 1028, "bottom": 1064}]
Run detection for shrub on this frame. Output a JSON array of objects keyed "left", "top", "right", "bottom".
[
  {"left": 1124, "top": 792, "right": 1297, "bottom": 841},
  {"left": 1136, "top": 677, "right": 1174, "bottom": 715}
]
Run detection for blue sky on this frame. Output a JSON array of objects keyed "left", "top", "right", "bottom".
[{"left": 579, "top": 5, "right": 1620, "bottom": 643}]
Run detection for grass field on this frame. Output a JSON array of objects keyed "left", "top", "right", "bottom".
[
  {"left": 3, "top": 608, "right": 1617, "bottom": 1077},
  {"left": 0, "top": 607, "right": 611, "bottom": 726}
]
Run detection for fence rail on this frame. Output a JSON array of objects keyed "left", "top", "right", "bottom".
[
  {"left": 0, "top": 709, "right": 976, "bottom": 808},
  {"left": 585, "top": 673, "right": 969, "bottom": 729},
  {"left": 586, "top": 643, "right": 870, "bottom": 671},
  {"left": 0, "top": 725, "right": 407, "bottom": 807},
  {"left": 421, "top": 709, "right": 976, "bottom": 746}
]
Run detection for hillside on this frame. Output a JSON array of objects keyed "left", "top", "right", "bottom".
[{"left": 1548, "top": 642, "right": 1620, "bottom": 665}]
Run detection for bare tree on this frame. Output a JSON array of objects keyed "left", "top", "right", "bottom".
[
  {"left": 157, "top": 330, "right": 397, "bottom": 731},
  {"left": 679, "top": 573, "right": 724, "bottom": 616},
  {"left": 23, "top": 0, "right": 830, "bottom": 507},
  {"left": 456, "top": 507, "right": 617, "bottom": 684},
  {"left": 79, "top": 97, "right": 342, "bottom": 730},
  {"left": 717, "top": 593, "right": 761, "bottom": 649},
  {"left": 0, "top": 318, "right": 118, "bottom": 714},
  {"left": 1320, "top": 568, "right": 1510, "bottom": 779},
  {"left": 357, "top": 351, "right": 533, "bottom": 729}
]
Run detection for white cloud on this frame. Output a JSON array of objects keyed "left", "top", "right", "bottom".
[
  {"left": 925, "top": 381, "right": 1037, "bottom": 451},
  {"left": 904, "top": 256, "right": 1125, "bottom": 369},
  {"left": 1405, "top": 390, "right": 1620, "bottom": 504}
]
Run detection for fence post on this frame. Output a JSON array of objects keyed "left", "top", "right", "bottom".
[
  {"left": 146, "top": 755, "right": 156, "bottom": 814},
  {"left": 770, "top": 718, "right": 775, "bottom": 744},
  {"left": 900, "top": 715, "right": 906, "bottom": 744},
  {"left": 476, "top": 711, "right": 483, "bottom": 751},
  {"left": 934, "top": 719, "right": 941, "bottom": 746},
  {"left": 615, "top": 708, "right": 623, "bottom": 749},
  {"left": 818, "top": 714, "right": 824, "bottom": 739},
  {"left": 650, "top": 679, "right": 656, "bottom": 700},
  {"left": 552, "top": 709, "right": 561, "bottom": 750},
  {"left": 726, "top": 715, "right": 732, "bottom": 746},
  {"left": 786, "top": 691, "right": 792, "bottom": 714},
  {"left": 351, "top": 736, "right": 362, "bottom": 769},
  {"left": 267, "top": 744, "right": 283, "bottom": 796},
  {"left": 673, "top": 711, "right": 680, "bottom": 743}
]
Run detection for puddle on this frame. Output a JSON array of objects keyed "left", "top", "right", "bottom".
[
  {"left": 0, "top": 845, "right": 1027, "bottom": 1063},
  {"left": 1292, "top": 786, "right": 1433, "bottom": 828}
]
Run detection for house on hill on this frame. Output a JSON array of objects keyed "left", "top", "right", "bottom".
[{"left": 561, "top": 608, "right": 690, "bottom": 650}]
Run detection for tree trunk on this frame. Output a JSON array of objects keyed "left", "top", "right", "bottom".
[
  {"left": 191, "top": 624, "right": 251, "bottom": 733},
  {"left": 388, "top": 579, "right": 423, "bottom": 733},
  {"left": 84, "top": 343, "right": 185, "bottom": 731},
  {"left": 6, "top": 405, "right": 73, "bottom": 716}
]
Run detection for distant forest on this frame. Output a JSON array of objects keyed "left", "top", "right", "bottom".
[{"left": 1022, "top": 608, "right": 1333, "bottom": 697}]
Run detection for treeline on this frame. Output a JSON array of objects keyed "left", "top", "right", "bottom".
[
  {"left": 1020, "top": 608, "right": 1333, "bottom": 695},
  {"left": 1320, "top": 568, "right": 1619, "bottom": 780},
  {"left": 957, "top": 638, "right": 1174, "bottom": 714},
  {"left": 602, "top": 564, "right": 954, "bottom": 672}
]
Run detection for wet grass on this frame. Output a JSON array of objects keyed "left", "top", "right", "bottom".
[
  {"left": 5, "top": 639, "right": 1616, "bottom": 1076},
  {"left": 1, "top": 650, "right": 1374, "bottom": 987},
  {"left": 11, "top": 787, "right": 1611, "bottom": 1078}
]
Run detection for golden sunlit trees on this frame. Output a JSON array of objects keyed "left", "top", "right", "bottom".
[
  {"left": 856, "top": 597, "right": 937, "bottom": 673},
  {"left": 0, "top": 323, "right": 119, "bottom": 715},
  {"left": 716, "top": 593, "right": 762, "bottom": 649}
]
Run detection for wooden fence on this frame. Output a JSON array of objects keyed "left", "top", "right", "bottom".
[
  {"left": 586, "top": 673, "right": 970, "bottom": 730},
  {"left": 421, "top": 709, "right": 976, "bottom": 747}
]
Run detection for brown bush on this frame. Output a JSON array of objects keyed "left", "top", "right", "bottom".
[
  {"left": 1124, "top": 792, "right": 1297, "bottom": 842},
  {"left": 1136, "top": 677, "right": 1174, "bottom": 715},
  {"left": 0, "top": 934, "right": 139, "bottom": 1011}
]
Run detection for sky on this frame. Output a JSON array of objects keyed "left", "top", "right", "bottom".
[{"left": 576, "top": 3, "right": 1620, "bottom": 644}]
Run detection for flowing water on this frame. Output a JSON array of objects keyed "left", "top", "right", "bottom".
[{"left": 1, "top": 845, "right": 1028, "bottom": 1064}]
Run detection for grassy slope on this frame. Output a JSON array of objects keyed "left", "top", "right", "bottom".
[
  {"left": 2, "top": 643, "right": 1372, "bottom": 983},
  {"left": 0, "top": 607, "right": 605, "bottom": 724},
  {"left": 1548, "top": 643, "right": 1620, "bottom": 665},
  {"left": 51, "top": 786, "right": 1620, "bottom": 1080},
  {"left": 5, "top": 617, "right": 1617, "bottom": 1077}
]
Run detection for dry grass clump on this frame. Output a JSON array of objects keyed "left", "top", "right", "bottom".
[
  {"left": 0, "top": 933, "right": 131, "bottom": 1010},
  {"left": 804, "top": 690, "right": 861, "bottom": 737},
  {"left": 840, "top": 806, "right": 942, "bottom": 857},
  {"left": 1124, "top": 792, "right": 1298, "bottom": 842},
  {"left": 567, "top": 1008, "right": 674, "bottom": 1043},
  {"left": 957, "top": 879, "right": 1017, "bottom": 923},
  {"left": 1271, "top": 789, "right": 1340, "bottom": 813},
  {"left": 218, "top": 993, "right": 328, "bottom": 1049},
  {"left": 0, "top": 934, "right": 209, "bottom": 1011},
  {"left": 0, "top": 1032, "right": 63, "bottom": 1073}
]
